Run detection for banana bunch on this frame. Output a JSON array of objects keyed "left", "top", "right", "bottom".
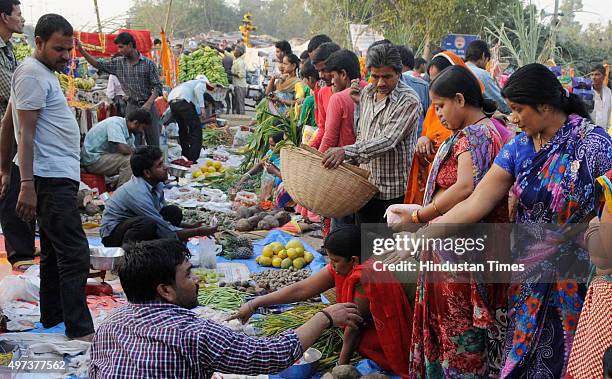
[
  {"left": 56, "top": 73, "right": 71, "bottom": 91},
  {"left": 178, "top": 46, "right": 228, "bottom": 85},
  {"left": 75, "top": 77, "right": 96, "bottom": 90},
  {"left": 14, "top": 43, "right": 33, "bottom": 61}
]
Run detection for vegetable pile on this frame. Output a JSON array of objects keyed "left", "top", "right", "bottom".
[
  {"left": 250, "top": 267, "right": 311, "bottom": 292},
  {"left": 193, "top": 269, "right": 224, "bottom": 285},
  {"left": 234, "top": 206, "right": 292, "bottom": 232},
  {"left": 182, "top": 209, "right": 236, "bottom": 230},
  {"left": 178, "top": 47, "right": 228, "bottom": 85},
  {"left": 256, "top": 239, "right": 314, "bottom": 269},
  {"left": 219, "top": 280, "right": 266, "bottom": 296},
  {"left": 253, "top": 304, "right": 360, "bottom": 369},
  {"left": 197, "top": 285, "right": 245, "bottom": 311},
  {"left": 202, "top": 127, "right": 234, "bottom": 148},
  {"left": 219, "top": 235, "right": 254, "bottom": 260}
]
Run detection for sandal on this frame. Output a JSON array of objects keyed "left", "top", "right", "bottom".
[{"left": 12, "top": 260, "right": 36, "bottom": 272}]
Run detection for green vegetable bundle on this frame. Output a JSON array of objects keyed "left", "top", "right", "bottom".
[
  {"left": 198, "top": 285, "right": 245, "bottom": 311},
  {"left": 252, "top": 304, "right": 361, "bottom": 369},
  {"left": 202, "top": 127, "right": 233, "bottom": 147},
  {"left": 178, "top": 47, "right": 228, "bottom": 85}
]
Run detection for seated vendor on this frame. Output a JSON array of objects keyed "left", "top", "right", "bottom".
[
  {"left": 89, "top": 239, "right": 363, "bottom": 378},
  {"left": 236, "top": 132, "right": 292, "bottom": 208},
  {"left": 100, "top": 146, "right": 217, "bottom": 247},
  {"left": 230, "top": 226, "right": 413, "bottom": 378},
  {"left": 82, "top": 109, "right": 151, "bottom": 187}
]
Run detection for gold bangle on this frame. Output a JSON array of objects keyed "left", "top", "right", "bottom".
[
  {"left": 432, "top": 199, "right": 443, "bottom": 216},
  {"left": 411, "top": 210, "right": 421, "bottom": 224}
]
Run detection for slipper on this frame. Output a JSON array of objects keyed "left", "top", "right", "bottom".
[{"left": 12, "top": 260, "right": 36, "bottom": 272}]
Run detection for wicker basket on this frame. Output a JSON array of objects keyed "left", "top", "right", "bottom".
[{"left": 280, "top": 145, "right": 378, "bottom": 218}]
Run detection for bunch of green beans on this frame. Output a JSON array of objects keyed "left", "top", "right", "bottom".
[{"left": 197, "top": 286, "right": 245, "bottom": 311}]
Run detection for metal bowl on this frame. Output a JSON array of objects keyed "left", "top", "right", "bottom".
[
  {"left": 166, "top": 164, "right": 190, "bottom": 178},
  {"left": 90, "top": 247, "right": 124, "bottom": 271},
  {"left": 278, "top": 348, "right": 322, "bottom": 379},
  {"left": 216, "top": 118, "right": 227, "bottom": 127}
]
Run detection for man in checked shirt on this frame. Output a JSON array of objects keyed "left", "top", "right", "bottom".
[
  {"left": 90, "top": 239, "right": 362, "bottom": 378},
  {"left": 323, "top": 44, "right": 421, "bottom": 226},
  {"left": 77, "top": 32, "right": 163, "bottom": 147}
]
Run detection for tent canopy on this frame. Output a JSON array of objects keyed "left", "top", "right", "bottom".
[{"left": 75, "top": 29, "right": 153, "bottom": 58}]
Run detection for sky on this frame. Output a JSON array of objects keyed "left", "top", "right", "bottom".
[{"left": 23, "top": 0, "right": 612, "bottom": 32}]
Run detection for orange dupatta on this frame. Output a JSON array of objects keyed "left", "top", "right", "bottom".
[{"left": 404, "top": 51, "right": 484, "bottom": 204}]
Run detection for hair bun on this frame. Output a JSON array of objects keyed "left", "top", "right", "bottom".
[{"left": 482, "top": 98, "right": 498, "bottom": 115}]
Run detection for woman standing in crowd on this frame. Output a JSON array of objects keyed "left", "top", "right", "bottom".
[
  {"left": 266, "top": 53, "right": 304, "bottom": 116},
  {"left": 566, "top": 169, "right": 612, "bottom": 379},
  {"left": 388, "top": 65, "right": 509, "bottom": 377},
  {"left": 401, "top": 63, "right": 611, "bottom": 378}
]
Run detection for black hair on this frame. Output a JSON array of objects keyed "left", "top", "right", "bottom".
[
  {"left": 311, "top": 42, "right": 341, "bottom": 65},
  {"left": 605, "top": 346, "right": 612, "bottom": 379},
  {"left": 126, "top": 108, "right": 152, "bottom": 125},
  {"left": 34, "top": 14, "right": 73, "bottom": 43},
  {"left": 300, "top": 59, "right": 319, "bottom": 81},
  {"left": 274, "top": 40, "right": 292, "bottom": 55},
  {"left": 270, "top": 132, "right": 284, "bottom": 144},
  {"left": 429, "top": 55, "right": 454, "bottom": 74},
  {"left": 366, "top": 44, "right": 403, "bottom": 74},
  {"left": 114, "top": 32, "right": 137, "bottom": 49},
  {"left": 225, "top": 46, "right": 233, "bottom": 53},
  {"left": 299, "top": 50, "right": 310, "bottom": 60},
  {"left": 593, "top": 64, "right": 606, "bottom": 76},
  {"left": 160, "top": 205, "right": 183, "bottom": 227},
  {"left": 323, "top": 225, "right": 361, "bottom": 259},
  {"left": 502, "top": 63, "right": 590, "bottom": 118},
  {"left": 153, "top": 38, "right": 161, "bottom": 45},
  {"left": 0, "top": 0, "right": 19, "bottom": 17},
  {"left": 396, "top": 45, "right": 415, "bottom": 70},
  {"left": 307, "top": 34, "right": 332, "bottom": 53},
  {"left": 431, "top": 65, "right": 497, "bottom": 114},
  {"left": 283, "top": 53, "right": 300, "bottom": 73},
  {"left": 465, "top": 40, "right": 491, "bottom": 62},
  {"left": 324, "top": 49, "right": 361, "bottom": 80},
  {"left": 116, "top": 239, "right": 191, "bottom": 303},
  {"left": 415, "top": 57, "right": 427, "bottom": 70},
  {"left": 130, "top": 146, "right": 163, "bottom": 177},
  {"left": 368, "top": 39, "right": 392, "bottom": 50}
]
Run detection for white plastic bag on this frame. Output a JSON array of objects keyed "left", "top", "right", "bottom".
[
  {"left": 199, "top": 237, "right": 221, "bottom": 269},
  {"left": 384, "top": 204, "right": 422, "bottom": 226},
  {"left": 0, "top": 266, "right": 40, "bottom": 308},
  {"left": 232, "top": 130, "right": 252, "bottom": 147}
]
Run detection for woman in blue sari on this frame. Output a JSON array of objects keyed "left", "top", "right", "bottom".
[{"left": 413, "top": 63, "right": 612, "bottom": 378}]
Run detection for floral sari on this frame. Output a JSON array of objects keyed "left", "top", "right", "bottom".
[
  {"left": 493, "top": 114, "right": 612, "bottom": 378},
  {"left": 410, "top": 122, "right": 509, "bottom": 378}
]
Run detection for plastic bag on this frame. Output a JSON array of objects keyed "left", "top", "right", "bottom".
[
  {"left": 0, "top": 266, "right": 40, "bottom": 308},
  {"left": 198, "top": 237, "right": 221, "bottom": 269},
  {"left": 260, "top": 171, "right": 276, "bottom": 202},
  {"left": 233, "top": 191, "right": 258, "bottom": 209},
  {"left": 384, "top": 204, "right": 422, "bottom": 226},
  {"left": 301, "top": 125, "right": 317, "bottom": 146},
  {"left": 232, "top": 130, "right": 252, "bottom": 148}
]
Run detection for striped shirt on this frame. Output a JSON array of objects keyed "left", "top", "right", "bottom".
[
  {"left": 0, "top": 38, "right": 16, "bottom": 118},
  {"left": 345, "top": 80, "right": 421, "bottom": 200},
  {"left": 90, "top": 302, "right": 303, "bottom": 379}
]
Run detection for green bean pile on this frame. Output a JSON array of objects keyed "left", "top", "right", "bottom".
[
  {"left": 197, "top": 286, "right": 245, "bottom": 311},
  {"left": 252, "top": 304, "right": 360, "bottom": 369}
]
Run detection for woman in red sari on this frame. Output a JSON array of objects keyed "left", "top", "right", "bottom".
[
  {"left": 388, "top": 65, "right": 509, "bottom": 378},
  {"left": 230, "top": 226, "right": 413, "bottom": 378}
]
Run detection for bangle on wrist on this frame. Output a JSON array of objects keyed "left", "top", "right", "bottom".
[
  {"left": 319, "top": 310, "right": 333, "bottom": 328},
  {"left": 411, "top": 209, "right": 421, "bottom": 224},
  {"left": 20, "top": 178, "right": 33, "bottom": 184}
]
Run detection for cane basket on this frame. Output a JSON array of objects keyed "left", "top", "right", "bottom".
[{"left": 280, "top": 145, "right": 378, "bottom": 218}]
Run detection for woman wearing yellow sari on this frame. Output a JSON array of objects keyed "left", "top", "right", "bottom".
[{"left": 265, "top": 53, "right": 304, "bottom": 116}]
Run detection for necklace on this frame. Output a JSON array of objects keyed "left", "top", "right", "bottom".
[{"left": 473, "top": 116, "right": 488, "bottom": 125}]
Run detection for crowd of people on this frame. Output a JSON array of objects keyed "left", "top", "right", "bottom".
[{"left": 0, "top": 0, "right": 610, "bottom": 377}]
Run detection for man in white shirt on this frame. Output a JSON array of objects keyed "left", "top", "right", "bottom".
[
  {"left": 590, "top": 64, "right": 612, "bottom": 129},
  {"left": 167, "top": 75, "right": 213, "bottom": 162},
  {"left": 106, "top": 73, "right": 126, "bottom": 116}
]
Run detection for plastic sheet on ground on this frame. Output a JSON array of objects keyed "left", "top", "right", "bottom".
[{"left": 188, "top": 230, "right": 326, "bottom": 275}]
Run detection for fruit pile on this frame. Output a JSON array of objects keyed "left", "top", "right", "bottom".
[
  {"left": 178, "top": 47, "right": 229, "bottom": 85},
  {"left": 255, "top": 239, "right": 314, "bottom": 269},
  {"left": 56, "top": 73, "right": 96, "bottom": 91},
  {"left": 192, "top": 159, "right": 226, "bottom": 179}
]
